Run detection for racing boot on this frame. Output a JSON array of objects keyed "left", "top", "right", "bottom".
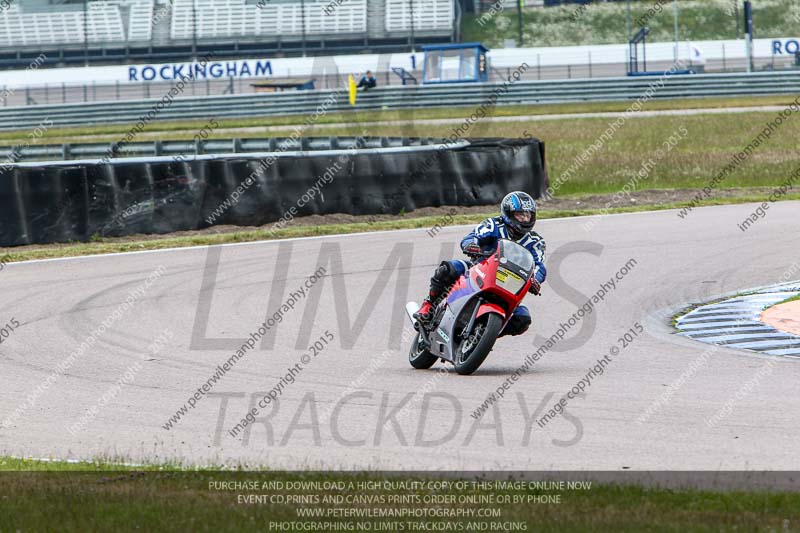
[
  {"left": 414, "top": 291, "right": 438, "bottom": 324},
  {"left": 414, "top": 262, "right": 460, "bottom": 324}
]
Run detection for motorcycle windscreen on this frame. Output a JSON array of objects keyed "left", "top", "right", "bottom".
[{"left": 496, "top": 240, "right": 535, "bottom": 294}]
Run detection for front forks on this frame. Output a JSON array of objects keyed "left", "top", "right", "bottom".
[
  {"left": 460, "top": 297, "right": 483, "bottom": 340},
  {"left": 417, "top": 326, "right": 432, "bottom": 349}
]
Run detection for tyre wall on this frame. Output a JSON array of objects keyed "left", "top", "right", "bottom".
[{"left": 0, "top": 137, "right": 548, "bottom": 247}]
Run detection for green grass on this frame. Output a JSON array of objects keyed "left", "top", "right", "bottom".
[
  {"left": 309, "top": 112, "right": 800, "bottom": 196},
  {"left": 3, "top": 190, "right": 798, "bottom": 263},
  {"left": 777, "top": 294, "right": 800, "bottom": 305},
  {"left": 1, "top": 458, "right": 799, "bottom": 532},
  {"left": 0, "top": 94, "right": 795, "bottom": 145},
  {"left": 465, "top": 0, "right": 800, "bottom": 47},
  {"left": 0, "top": 456, "right": 150, "bottom": 471},
  {"left": 5, "top": 94, "right": 800, "bottom": 198}
]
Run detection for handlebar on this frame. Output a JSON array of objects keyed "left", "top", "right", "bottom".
[
  {"left": 464, "top": 243, "right": 497, "bottom": 260},
  {"left": 466, "top": 251, "right": 494, "bottom": 261}
]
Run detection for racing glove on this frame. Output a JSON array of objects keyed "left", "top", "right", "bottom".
[
  {"left": 464, "top": 243, "right": 483, "bottom": 257},
  {"left": 528, "top": 279, "right": 541, "bottom": 295}
]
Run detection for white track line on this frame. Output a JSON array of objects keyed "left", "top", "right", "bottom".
[
  {"left": 280, "top": 105, "right": 790, "bottom": 130},
  {"left": 3, "top": 207, "right": 686, "bottom": 267},
  {"left": 69, "top": 105, "right": 789, "bottom": 141}
]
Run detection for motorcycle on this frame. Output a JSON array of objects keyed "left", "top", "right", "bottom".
[{"left": 405, "top": 239, "right": 538, "bottom": 375}]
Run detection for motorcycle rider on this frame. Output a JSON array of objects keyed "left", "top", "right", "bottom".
[{"left": 414, "top": 191, "right": 546, "bottom": 337}]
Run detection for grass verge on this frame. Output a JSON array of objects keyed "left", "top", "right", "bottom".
[
  {"left": 3, "top": 192, "right": 798, "bottom": 263},
  {"left": 4, "top": 95, "right": 800, "bottom": 199},
  {"left": 776, "top": 294, "right": 800, "bottom": 306},
  {"left": 0, "top": 94, "right": 796, "bottom": 145},
  {"left": 1, "top": 458, "right": 799, "bottom": 532},
  {"left": 12, "top": 96, "right": 790, "bottom": 197}
]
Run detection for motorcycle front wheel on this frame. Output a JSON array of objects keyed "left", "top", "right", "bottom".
[
  {"left": 409, "top": 332, "right": 438, "bottom": 369},
  {"left": 454, "top": 313, "right": 503, "bottom": 375}
]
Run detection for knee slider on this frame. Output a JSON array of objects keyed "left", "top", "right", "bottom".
[
  {"left": 434, "top": 261, "right": 459, "bottom": 283},
  {"left": 430, "top": 261, "right": 459, "bottom": 294},
  {"left": 507, "top": 314, "right": 531, "bottom": 336}
]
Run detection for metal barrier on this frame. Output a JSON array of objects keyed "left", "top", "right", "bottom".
[
  {"left": 0, "top": 136, "right": 450, "bottom": 163},
  {"left": 1, "top": 71, "right": 799, "bottom": 131}
]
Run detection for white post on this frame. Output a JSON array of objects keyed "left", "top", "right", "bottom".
[
  {"left": 626, "top": 0, "right": 632, "bottom": 41},
  {"left": 722, "top": 42, "right": 726, "bottom": 71},
  {"left": 673, "top": 0, "right": 679, "bottom": 64},
  {"left": 588, "top": 50, "right": 592, "bottom": 78}
]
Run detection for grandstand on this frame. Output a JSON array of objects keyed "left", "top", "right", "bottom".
[
  {"left": 0, "top": 0, "right": 151, "bottom": 46},
  {"left": 169, "top": 0, "right": 369, "bottom": 41},
  {"left": 0, "top": 0, "right": 457, "bottom": 68}
]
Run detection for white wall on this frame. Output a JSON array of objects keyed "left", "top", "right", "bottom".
[
  {"left": 488, "top": 37, "right": 800, "bottom": 68},
  {"left": 1, "top": 37, "right": 798, "bottom": 90}
]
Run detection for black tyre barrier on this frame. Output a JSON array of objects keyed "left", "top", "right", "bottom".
[{"left": 0, "top": 137, "right": 548, "bottom": 247}]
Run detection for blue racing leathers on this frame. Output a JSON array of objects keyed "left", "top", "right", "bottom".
[
  {"left": 454, "top": 216, "right": 546, "bottom": 283},
  {"left": 436, "top": 216, "right": 546, "bottom": 336}
]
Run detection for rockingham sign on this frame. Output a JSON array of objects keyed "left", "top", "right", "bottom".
[
  {"left": 772, "top": 38, "right": 800, "bottom": 55},
  {"left": 0, "top": 51, "right": 420, "bottom": 90},
  {"left": 127, "top": 58, "right": 273, "bottom": 82}
]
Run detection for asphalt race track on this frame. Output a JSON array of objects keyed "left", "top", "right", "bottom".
[{"left": 1, "top": 201, "right": 799, "bottom": 470}]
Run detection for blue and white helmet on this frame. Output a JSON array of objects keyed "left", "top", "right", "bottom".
[{"left": 500, "top": 191, "right": 537, "bottom": 238}]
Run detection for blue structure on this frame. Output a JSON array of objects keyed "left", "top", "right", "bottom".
[
  {"left": 422, "top": 43, "right": 489, "bottom": 84},
  {"left": 628, "top": 27, "right": 695, "bottom": 76}
]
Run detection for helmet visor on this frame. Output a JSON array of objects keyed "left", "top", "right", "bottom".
[{"left": 512, "top": 211, "right": 532, "bottom": 224}]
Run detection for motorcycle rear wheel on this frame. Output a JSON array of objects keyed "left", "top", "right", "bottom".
[
  {"left": 454, "top": 313, "right": 503, "bottom": 375},
  {"left": 409, "top": 332, "right": 438, "bottom": 369}
]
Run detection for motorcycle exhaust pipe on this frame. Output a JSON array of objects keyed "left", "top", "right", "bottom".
[{"left": 405, "top": 302, "right": 419, "bottom": 326}]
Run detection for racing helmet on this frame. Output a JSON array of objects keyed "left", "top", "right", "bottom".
[{"left": 500, "top": 191, "right": 537, "bottom": 239}]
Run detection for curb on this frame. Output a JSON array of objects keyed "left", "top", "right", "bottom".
[{"left": 675, "top": 281, "right": 800, "bottom": 358}]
